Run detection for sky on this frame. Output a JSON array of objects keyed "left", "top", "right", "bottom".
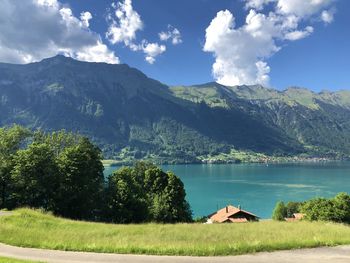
[{"left": 0, "top": 0, "right": 349, "bottom": 91}]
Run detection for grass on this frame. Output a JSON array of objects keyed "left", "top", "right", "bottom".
[
  {"left": 0, "top": 257, "right": 40, "bottom": 263},
  {"left": 2, "top": 209, "right": 350, "bottom": 256}
]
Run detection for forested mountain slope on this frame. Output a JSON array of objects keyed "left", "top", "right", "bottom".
[{"left": 0, "top": 56, "right": 349, "bottom": 163}]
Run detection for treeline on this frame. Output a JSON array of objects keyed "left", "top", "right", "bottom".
[
  {"left": 0, "top": 125, "right": 192, "bottom": 223},
  {"left": 272, "top": 193, "right": 350, "bottom": 223}
]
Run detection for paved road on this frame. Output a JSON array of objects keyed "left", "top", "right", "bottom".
[{"left": 1, "top": 243, "right": 350, "bottom": 263}]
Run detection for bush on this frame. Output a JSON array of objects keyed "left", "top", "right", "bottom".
[
  {"left": 301, "top": 193, "right": 350, "bottom": 223},
  {"left": 272, "top": 201, "right": 287, "bottom": 221},
  {"left": 105, "top": 162, "right": 192, "bottom": 223}
]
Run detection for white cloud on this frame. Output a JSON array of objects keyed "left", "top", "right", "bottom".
[
  {"left": 204, "top": 0, "right": 336, "bottom": 86},
  {"left": 204, "top": 10, "right": 279, "bottom": 86},
  {"left": 80, "top": 11, "right": 92, "bottom": 28},
  {"left": 75, "top": 40, "right": 120, "bottom": 64},
  {"left": 277, "top": 0, "right": 334, "bottom": 18},
  {"left": 106, "top": 0, "right": 143, "bottom": 46},
  {"left": 284, "top": 26, "right": 314, "bottom": 41},
  {"left": 142, "top": 42, "right": 166, "bottom": 64},
  {"left": 0, "top": 0, "right": 119, "bottom": 64},
  {"left": 106, "top": 0, "right": 177, "bottom": 64},
  {"left": 245, "top": 0, "right": 275, "bottom": 10},
  {"left": 321, "top": 9, "right": 335, "bottom": 24},
  {"left": 129, "top": 41, "right": 166, "bottom": 64},
  {"left": 159, "top": 25, "right": 182, "bottom": 45}
]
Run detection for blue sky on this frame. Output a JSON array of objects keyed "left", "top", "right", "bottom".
[{"left": 0, "top": 0, "right": 349, "bottom": 91}]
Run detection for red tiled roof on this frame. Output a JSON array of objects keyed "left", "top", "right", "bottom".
[{"left": 209, "top": 205, "right": 259, "bottom": 223}]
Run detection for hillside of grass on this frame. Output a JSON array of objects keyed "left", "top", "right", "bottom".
[
  {"left": 1, "top": 209, "right": 350, "bottom": 256},
  {"left": 0, "top": 257, "right": 39, "bottom": 263}
]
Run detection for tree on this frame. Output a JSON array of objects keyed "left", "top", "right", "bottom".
[
  {"left": 272, "top": 201, "right": 287, "bottom": 221},
  {"left": 0, "top": 125, "right": 30, "bottom": 208},
  {"left": 11, "top": 143, "right": 59, "bottom": 210},
  {"left": 104, "top": 162, "right": 192, "bottom": 223},
  {"left": 56, "top": 137, "right": 104, "bottom": 220},
  {"left": 301, "top": 193, "right": 350, "bottom": 223},
  {"left": 332, "top": 192, "right": 350, "bottom": 223},
  {"left": 104, "top": 167, "right": 148, "bottom": 223},
  {"left": 285, "top": 201, "right": 302, "bottom": 218},
  {"left": 150, "top": 172, "right": 192, "bottom": 223}
]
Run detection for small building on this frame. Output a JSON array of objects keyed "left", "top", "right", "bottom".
[
  {"left": 207, "top": 205, "right": 259, "bottom": 223},
  {"left": 285, "top": 213, "right": 305, "bottom": 222}
]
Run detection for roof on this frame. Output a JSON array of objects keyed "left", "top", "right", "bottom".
[
  {"left": 209, "top": 205, "right": 259, "bottom": 223},
  {"left": 293, "top": 213, "right": 305, "bottom": 220},
  {"left": 285, "top": 213, "right": 305, "bottom": 222}
]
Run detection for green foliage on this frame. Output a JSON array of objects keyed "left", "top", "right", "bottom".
[
  {"left": 301, "top": 193, "right": 350, "bottom": 223},
  {"left": 0, "top": 126, "right": 192, "bottom": 223},
  {"left": 104, "top": 167, "right": 148, "bottom": 223},
  {"left": 272, "top": 201, "right": 287, "bottom": 221},
  {"left": 285, "top": 201, "right": 302, "bottom": 218},
  {"left": 0, "top": 125, "right": 31, "bottom": 208},
  {"left": 10, "top": 143, "right": 59, "bottom": 210},
  {"left": 0, "top": 126, "right": 105, "bottom": 221},
  {"left": 105, "top": 162, "right": 192, "bottom": 223},
  {"left": 55, "top": 137, "right": 104, "bottom": 220}
]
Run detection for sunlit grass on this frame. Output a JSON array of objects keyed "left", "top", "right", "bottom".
[
  {"left": 1, "top": 209, "right": 350, "bottom": 256},
  {"left": 0, "top": 257, "right": 40, "bottom": 263}
]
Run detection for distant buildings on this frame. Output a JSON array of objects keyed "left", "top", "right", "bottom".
[
  {"left": 285, "top": 213, "right": 305, "bottom": 222},
  {"left": 207, "top": 205, "right": 259, "bottom": 223}
]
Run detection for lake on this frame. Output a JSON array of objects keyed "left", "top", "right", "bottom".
[{"left": 104, "top": 162, "right": 350, "bottom": 219}]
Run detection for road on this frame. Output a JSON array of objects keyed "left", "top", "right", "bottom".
[{"left": 1, "top": 243, "right": 350, "bottom": 263}]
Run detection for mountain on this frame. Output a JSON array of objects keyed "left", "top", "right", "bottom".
[{"left": 0, "top": 55, "right": 349, "bottom": 163}]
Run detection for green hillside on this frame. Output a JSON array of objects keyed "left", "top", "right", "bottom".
[
  {"left": 2, "top": 209, "right": 350, "bottom": 256},
  {"left": 0, "top": 56, "right": 349, "bottom": 163}
]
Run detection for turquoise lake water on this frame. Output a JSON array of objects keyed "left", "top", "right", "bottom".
[{"left": 104, "top": 162, "right": 350, "bottom": 219}]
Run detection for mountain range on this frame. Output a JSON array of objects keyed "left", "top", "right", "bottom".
[{"left": 1, "top": 55, "right": 350, "bottom": 163}]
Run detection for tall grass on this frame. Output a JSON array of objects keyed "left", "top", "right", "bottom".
[
  {"left": 1, "top": 209, "right": 350, "bottom": 256},
  {"left": 0, "top": 257, "right": 40, "bottom": 263}
]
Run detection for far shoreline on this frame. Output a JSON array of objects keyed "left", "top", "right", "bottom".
[{"left": 102, "top": 157, "right": 350, "bottom": 167}]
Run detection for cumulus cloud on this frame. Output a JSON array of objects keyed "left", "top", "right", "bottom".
[
  {"left": 245, "top": 0, "right": 275, "bottom": 10},
  {"left": 142, "top": 42, "right": 166, "bottom": 64},
  {"left": 276, "top": 0, "right": 334, "bottom": 17},
  {"left": 159, "top": 25, "right": 182, "bottom": 45},
  {"left": 80, "top": 11, "right": 92, "bottom": 28},
  {"left": 284, "top": 26, "right": 314, "bottom": 41},
  {"left": 106, "top": 0, "right": 143, "bottom": 46},
  {"left": 106, "top": 0, "right": 176, "bottom": 64},
  {"left": 0, "top": 0, "right": 119, "bottom": 64},
  {"left": 321, "top": 9, "right": 335, "bottom": 24},
  {"left": 204, "top": 0, "right": 336, "bottom": 86},
  {"left": 128, "top": 41, "right": 166, "bottom": 64}
]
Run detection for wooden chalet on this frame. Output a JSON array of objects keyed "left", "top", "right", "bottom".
[
  {"left": 207, "top": 205, "right": 259, "bottom": 223},
  {"left": 285, "top": 213, "right": 305, "bottom": 222}
]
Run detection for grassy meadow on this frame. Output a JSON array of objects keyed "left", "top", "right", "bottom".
[
  {"left": 1, "top": 209, "right": 350, "bottom": 256},
  {"left": 0, "top": 257, "right": 40, "bottom": 263}
]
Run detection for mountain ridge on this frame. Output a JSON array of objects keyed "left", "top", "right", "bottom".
[{"left": 1, "top": 56, "right": 349, "bottom": 163}]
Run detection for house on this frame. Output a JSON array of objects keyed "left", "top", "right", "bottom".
[
  {"left": 285, "top": 213, "right": 305, "bottom": 222},
  {"left": 207, "top": 205, "right": 259, "bottom": 223}
]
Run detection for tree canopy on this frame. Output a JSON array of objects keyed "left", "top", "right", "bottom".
[
  {"left": 0, "top": 126, "right": 192, "bottom": 223},
  {"left": 105, "top": 163, "right": 192, "bottom": 223}
]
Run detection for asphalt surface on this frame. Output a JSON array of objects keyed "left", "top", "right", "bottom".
[{"left": 1, "top": 243, "right": 350, "bottom": 263}]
